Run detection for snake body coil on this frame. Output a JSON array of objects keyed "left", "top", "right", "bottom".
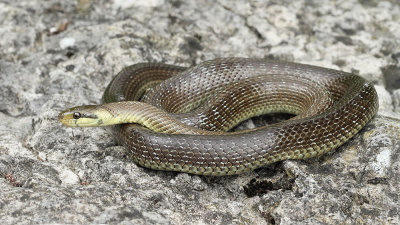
[{"left": 59, "top": 58, "right": 378, "bottom": 175}]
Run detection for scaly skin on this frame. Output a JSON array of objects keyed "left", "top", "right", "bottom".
[{"left": 59, "top": 58, "right": 379, "bottom": 176}]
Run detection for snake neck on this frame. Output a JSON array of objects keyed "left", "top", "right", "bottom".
[{"left": 99, "top": 101, "right": 205, "bottom": 135}]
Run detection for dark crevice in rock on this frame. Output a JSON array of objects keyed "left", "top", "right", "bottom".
[
  {"left": 179, "top": 36, "right": 203, "bottom": 56},
  {"left": 244, "top": 20, "right": 264, "bottom": 40},
  {"left": 382, "top": 65, "right": 400, "bottom": 91},
  {"left": 243, "top": 168, "right": 295, "bottom": 197},
  {"left": 367, "top": 177, "right": 389, "bottom": 185}
]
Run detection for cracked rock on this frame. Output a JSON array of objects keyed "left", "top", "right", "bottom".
[{"left": 0, "top": 0, "right": 399, "bottom": 224}]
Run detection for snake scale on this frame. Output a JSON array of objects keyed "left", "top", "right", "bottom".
[{"left": 59, "top": 58, "right": 379, "bottom": 175}]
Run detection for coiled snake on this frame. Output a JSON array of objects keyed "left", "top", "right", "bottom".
[{"left": 59, "top": 58, "right": 378, "bottom": 175}]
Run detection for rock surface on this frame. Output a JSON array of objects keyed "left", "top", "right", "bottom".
[{"left": 1, "top": 0, "right": 399, "bottom": 224}]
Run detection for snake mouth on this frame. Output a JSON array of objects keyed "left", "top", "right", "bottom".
[{"left": 58, "top": 111, "right": 77, "bottom": 127}]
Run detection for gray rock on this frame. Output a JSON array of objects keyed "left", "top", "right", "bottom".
[{"left": 1, "top": 0, "right": 399, "bottom": 224}]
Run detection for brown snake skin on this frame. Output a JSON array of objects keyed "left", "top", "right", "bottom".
[{"left": 102, "top": 58, "right": 378, "bottom": 175}]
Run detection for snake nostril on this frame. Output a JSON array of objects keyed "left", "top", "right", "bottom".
[{"left": 58, "top": 113, "right": 64, "bottom": 121}]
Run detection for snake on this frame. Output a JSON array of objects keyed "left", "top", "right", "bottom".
[{"left": 58, "top": 58, "right": 379, "bottom": 176}]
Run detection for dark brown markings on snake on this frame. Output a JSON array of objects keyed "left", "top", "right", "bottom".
[
  {"left": 83, "top": 113, "right": 97, "bottom": 119},
  {"left": 101, "top": 104, "right": 118, "bottom": 117}
]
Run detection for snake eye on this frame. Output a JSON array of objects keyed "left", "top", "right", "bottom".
[{"left": 73, "top": 112, "right": 81, "bottom": 119}]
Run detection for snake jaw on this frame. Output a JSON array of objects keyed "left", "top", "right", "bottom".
[{"left": 58, "top": 111, "right": 80, "bottom": 127}]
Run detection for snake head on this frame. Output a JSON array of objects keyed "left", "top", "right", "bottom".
[{"left": 58, "top": 105, "right": 102, "bottom": 127}]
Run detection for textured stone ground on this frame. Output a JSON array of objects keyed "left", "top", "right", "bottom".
[{"left": 0, "top": 0, "right": 399, "bottom": 224}]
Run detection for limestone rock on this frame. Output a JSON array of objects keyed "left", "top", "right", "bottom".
[{"left": 1, "top": 0, "right": 399, "bottom": 224}]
